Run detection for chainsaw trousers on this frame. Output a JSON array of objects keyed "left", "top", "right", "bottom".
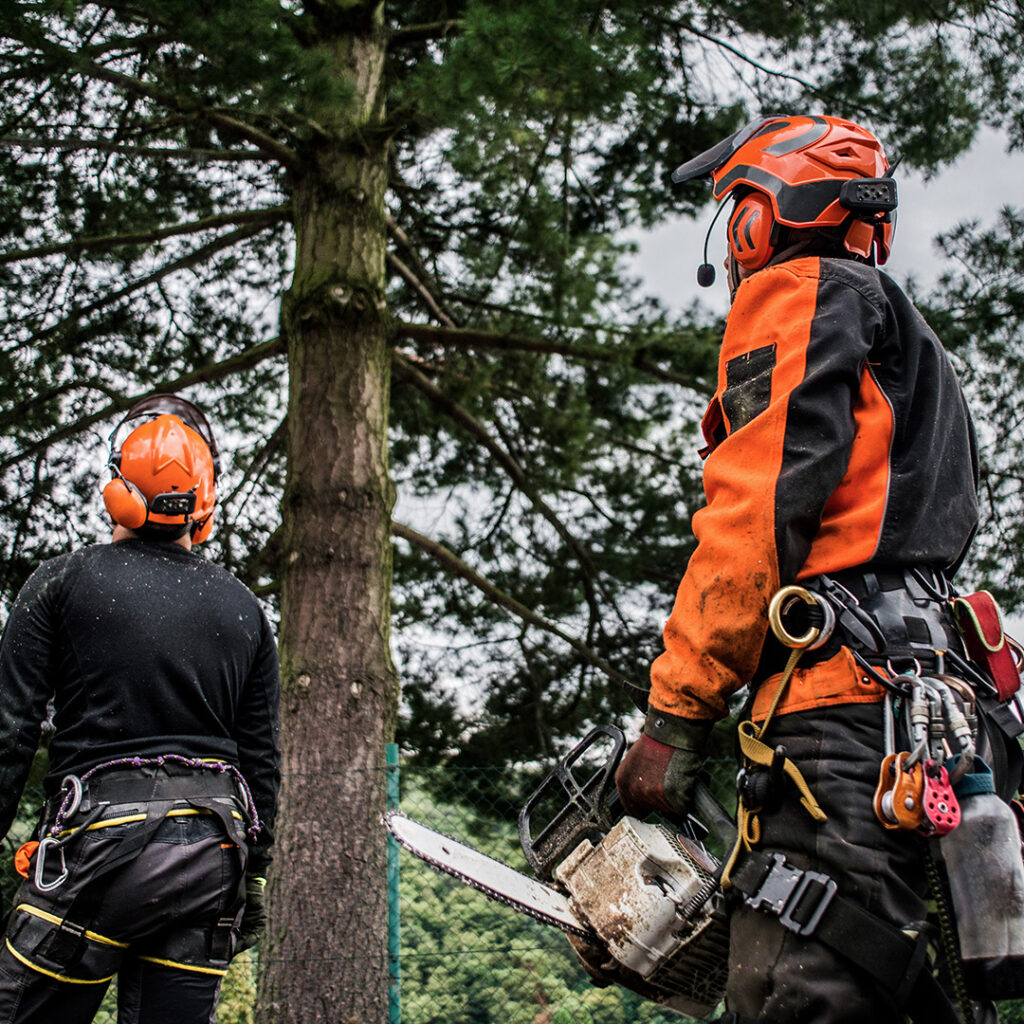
[
  {"left": 0, "top": 811, "right": 244, "bottom": 1024},
  {"left": 724, "top": 701, "right": 938, "bottom": 1024}
]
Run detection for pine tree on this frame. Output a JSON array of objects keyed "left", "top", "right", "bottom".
[{"left": 1, "top": 2, "right": 1020, "bottom": 1019}]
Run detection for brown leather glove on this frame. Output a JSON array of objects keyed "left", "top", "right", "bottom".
[{"left": 615, "top": 709, "right": 714, "bottom": 818}]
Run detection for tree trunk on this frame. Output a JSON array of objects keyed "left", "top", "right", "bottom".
[{"left": 257, "top": 5, "right": 395, "bottom": 1022}]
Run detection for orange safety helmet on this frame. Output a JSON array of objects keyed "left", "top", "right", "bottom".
[
  {"left": 102, "top": 395, "right": 220, "bottom": 544},
  {"left": 673, "top": 114, "right": 898, "bottom": 272}
]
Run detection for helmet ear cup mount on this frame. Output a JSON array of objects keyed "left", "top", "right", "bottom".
[{"left": 728, "top": 192, "right": 778, "bottom": 271}]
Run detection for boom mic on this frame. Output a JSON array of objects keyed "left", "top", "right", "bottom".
[{"left": 697, "top": 200, "right": 729, "bottom": 288}]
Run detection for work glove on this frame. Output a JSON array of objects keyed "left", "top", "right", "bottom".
[
  {"left": 234, "top": 874, "right": 267, "bottom": 956},
  {"left": 615, "top": 709, "right": 714, "bottom": 819}
]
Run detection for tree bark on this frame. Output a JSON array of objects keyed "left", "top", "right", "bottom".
[{"left": 257, "top": 4, "right": 396, "bottom": 1022}]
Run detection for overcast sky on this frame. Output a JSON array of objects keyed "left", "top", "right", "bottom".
[{"left": 629, "top": 127, "right": 1024, "bottom": 315}]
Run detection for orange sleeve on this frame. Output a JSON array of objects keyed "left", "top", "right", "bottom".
[{"left": 649, "top": 258, "right": 883, "bottom": 719}]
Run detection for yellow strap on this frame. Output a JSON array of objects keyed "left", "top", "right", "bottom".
[
  {"left": 737, "top": 721, "right": 826, "bottom": 822},
  {"left": 13, "top": 904, "right": 128, "bottom": 949},
  {"left": 721, "top": 645, "right": 827, "bottom": 889},
  {"left": 5, "top": 938, "right": 116, "bottom": 985},
  {"left": 136, "top": 955, "right": 228, "bottom": 977}
]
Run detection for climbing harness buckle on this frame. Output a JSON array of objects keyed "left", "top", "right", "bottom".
[
  {"left": 743, "top": 852, "right": 837, "bottom": 936},
  {"left": 33, "top": 835, "right": 69, "bottom": 893},
  {"left": 767, "top": 585, "right": 836, "bottom": 650}
]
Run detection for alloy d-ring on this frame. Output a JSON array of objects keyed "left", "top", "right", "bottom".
[{"left": 767, "top": 585, "right": 836, "bottom": 650}]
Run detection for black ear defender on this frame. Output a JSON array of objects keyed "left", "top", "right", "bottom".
[{"left": 696, "top": 199, "right": 731, "bottom": 287}]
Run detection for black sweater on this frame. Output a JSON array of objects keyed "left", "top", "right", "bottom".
[{"left": 0, "top": 539, "right": 280, "bottom": 866}]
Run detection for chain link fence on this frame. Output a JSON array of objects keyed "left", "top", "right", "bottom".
[
  {"left": 389, "top": 756, "right": 739, "bottom": 1024},
  {"left": 2, "top": 750, "right": 737, "bottom": 1024},
  {"left": 19, "top": 751, "right": 1024, "bottom": 1023}
]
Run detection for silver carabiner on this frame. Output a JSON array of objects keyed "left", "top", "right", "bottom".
[
  {"left": 59, "top": 775, "right": 83, "bottom": 820},
  {"left": 33, "top": 836, "right": 68, "bottom": 893},
  {"left": 905, "top": 678, "right": 929, "bottom": 768}
]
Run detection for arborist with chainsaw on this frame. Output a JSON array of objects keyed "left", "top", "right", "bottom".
[
  {"left": 0, "top": 395, "right": 281, "bottom": 1023},
  {"left": 615, "top": 115, "right": 1024, "bottom": 1024}
]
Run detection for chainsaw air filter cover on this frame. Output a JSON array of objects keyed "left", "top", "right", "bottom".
[{"left": 556, "top": 816, "right": 729, "bottom": 1018}]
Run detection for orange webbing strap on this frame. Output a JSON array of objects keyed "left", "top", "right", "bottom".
[{"left": 721, "top": 646, "right": 827, "bottom": 889}]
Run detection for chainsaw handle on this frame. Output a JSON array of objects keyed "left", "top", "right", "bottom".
[{"left": 519, "top": 724, "right": 626, "bottom": 882}]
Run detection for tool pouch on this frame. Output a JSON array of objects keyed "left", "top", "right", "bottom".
[
  {"left": 939, "top": 759, "right": 1024, "bottom": 999},
  {"left": 951, "top": 591, "right": 1022, "bottom": 702}
]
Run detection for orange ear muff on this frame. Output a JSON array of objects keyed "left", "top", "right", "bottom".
[
  {"left": 728, "top": 193, "right": 777, "bottom": 271},
  {"left": 102, "top": 475, "right": 149, "bottom": 530},
  {"left": 842, "top": 218, "right": 876, "bottom": 260}
]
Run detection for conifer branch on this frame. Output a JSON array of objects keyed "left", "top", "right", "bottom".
[
  {"left": 26, "top": 221, "right": 280, "bottom": 347},
  {"left": 386, "top": 214, "right": 460, "bottom": 326},
  {"left": 392, "top": 352, "right": 606, "bottom": 630},
  {"left": 203, "top": 110, "right": 299, "bottom": 170},
  {"left": 393, "top": 322, "right": 702, "bottom": 388},
  {"left": 0, "top": 337, "right": 285, "bottom": 474},
  {"left": 0, "top": 206, "right": 290, "bottom": 266},
  {"left": 392, "top": 520, "right": 648, "bottom": 705},
  {"left": 395, "top": 322, "right": 622, "bottom": 362},
  {"left": 220, "top": 418, "right": 288, "bottom": 532},
  {"left": 0, "top": 134, "right": 267, "bottom": 163},
  {"left": 388, "top": 21, "right": 463, "bottom": 47},
  {"left": 5, "top": 27, "right": 299, "bottom": 170},
  {"left": 387, "top": 253, "right": 456, "bottom": 328}
]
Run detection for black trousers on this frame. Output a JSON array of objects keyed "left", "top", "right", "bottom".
[
  {"left": 0, "top": 811, "right": 244, "bottom": 1024},
  {"left": 724, "top": 701, "right": 935, "bottom": 1024}
]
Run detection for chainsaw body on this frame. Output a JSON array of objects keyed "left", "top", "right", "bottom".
[{"left": 518, "top": 725, "right": 731, "bottom": 1018}]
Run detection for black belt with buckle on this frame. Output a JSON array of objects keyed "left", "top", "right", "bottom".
[{"left": 729, "top": 849, "right": 959, "bottom": 1024}]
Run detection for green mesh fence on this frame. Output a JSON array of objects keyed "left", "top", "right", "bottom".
[
  {"left": 3, "top": 753, "right": 737, "bottom": 1024},
  {"left": 389, "top": 757, "right": 739, "bottom": 1024}
]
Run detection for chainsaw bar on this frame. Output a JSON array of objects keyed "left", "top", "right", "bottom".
[{"left": 383, "top": 810, "right": 594, "bottom": 940}]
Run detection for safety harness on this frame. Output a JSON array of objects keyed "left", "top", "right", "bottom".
[
  {"left": 9, "top": 756, "right": 257, "bottom": 982},
  {"left": 718, "top": 568, "right": 1024, "bottom": 1024}
]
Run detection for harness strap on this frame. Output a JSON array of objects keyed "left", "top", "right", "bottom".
[
  {"left": 184, "top": 794, "right": 249, "bottom": 962},
  {"left": 31, "top": 769, "right": 253, "bottom": 972},
  {"left": 722, "top": 646, "right": 826, "bottom": 888},
  {"left": 31, "top": 799, "right": 178, "bottom": 972},
  {"left": 735, "top": 722, "right": 827, "bottom": 823},
  {"left": 731, "top": 850, "right": 961, "bottom": 1024}
]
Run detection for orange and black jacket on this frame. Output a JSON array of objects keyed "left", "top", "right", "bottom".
[{"left": 650, "top": 255, "right": 978, "bottom": 722}]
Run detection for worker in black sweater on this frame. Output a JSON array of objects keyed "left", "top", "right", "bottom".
[{"left": 0, "top": 394, "right": 280, "bottom": 1024}]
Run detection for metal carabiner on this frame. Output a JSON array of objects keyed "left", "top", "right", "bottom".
[
  {"left": 33, "top": 836, "right": 69, "bottom": 893},
  {"left": 59, "top": 775, "right": 83, "bottom": 820},
  {"left": 905, "top": 678, "right": 929, "bottom": 768}
]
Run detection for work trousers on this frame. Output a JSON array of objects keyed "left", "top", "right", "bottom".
[
  {"left": 0, "top": 811, "right": 244, "bottom": 1024},
  {"left": 724, "top": 701, "right": 937, "bottom": 1024}
]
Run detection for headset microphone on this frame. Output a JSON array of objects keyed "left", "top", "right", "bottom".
[{"left": 696, "top": 200, "right": 730, "bottom": 288}]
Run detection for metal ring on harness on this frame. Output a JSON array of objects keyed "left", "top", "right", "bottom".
[{"left": 768, "top": 586, "right": 836, "bottom": 650}]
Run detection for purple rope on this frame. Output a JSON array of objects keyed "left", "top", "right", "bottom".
[{"left": 49, "top": 753, "right": 261, "bottom": 840}]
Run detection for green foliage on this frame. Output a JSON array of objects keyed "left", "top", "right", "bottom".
[
  {"left": 396, "top": 772, "right": 706, "bottom": 1024},
  {"left": 3, "top": 0, "right": 1024, "bottom": 783}
]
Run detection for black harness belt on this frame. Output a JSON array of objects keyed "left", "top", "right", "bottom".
[{"left": 729, "top": 850, "right": 960, "bottom": 1024}]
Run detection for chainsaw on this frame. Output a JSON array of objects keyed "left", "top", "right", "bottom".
[{"left": 383, "top": 724, "right": 737, "bottom": 1019}]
